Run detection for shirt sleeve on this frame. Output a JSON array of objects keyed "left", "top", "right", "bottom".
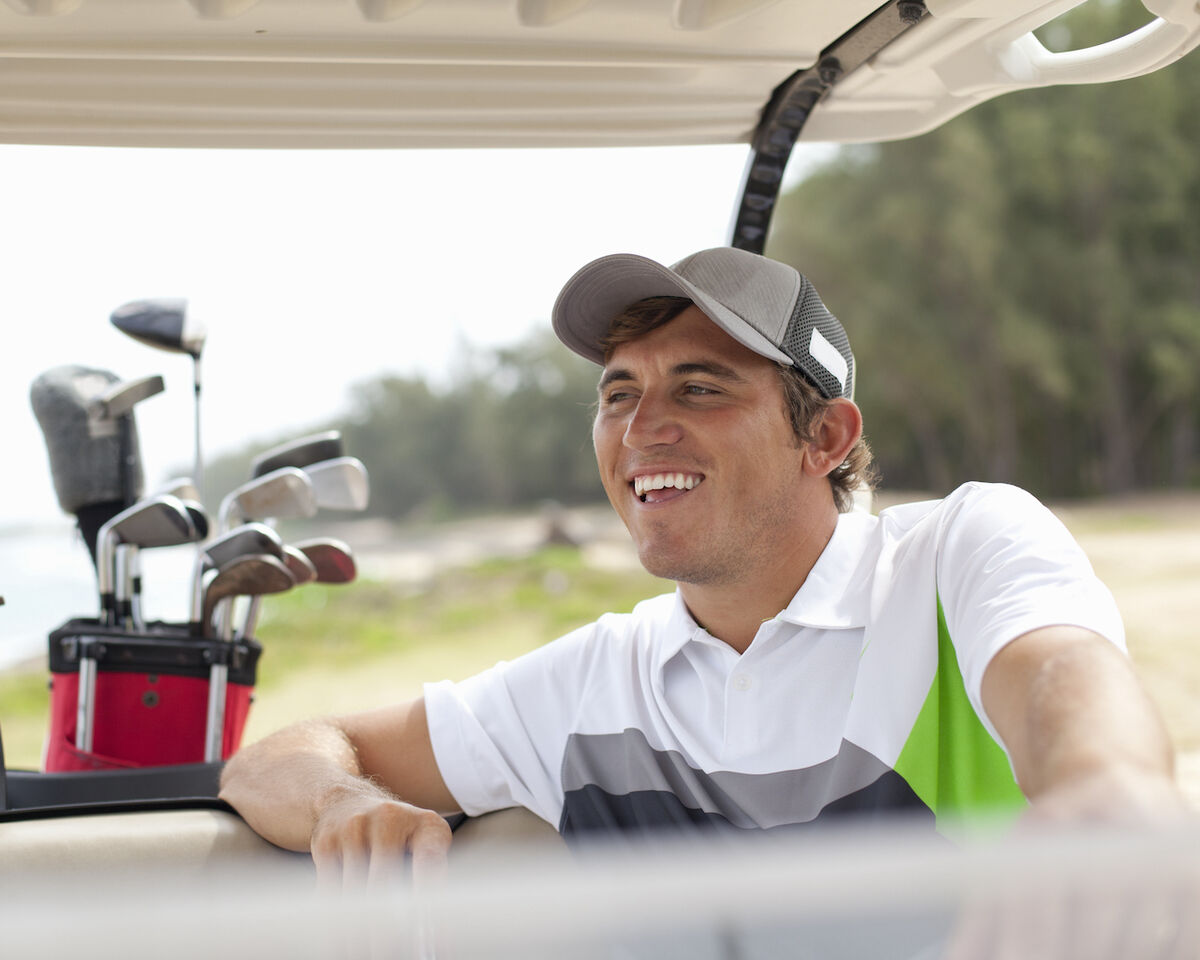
[
  {"left": 934, "top": 482, "right": 1126, "bottom": 738},
  {"left": 423, "top": 623, "right": 598, "bottom": 828}
]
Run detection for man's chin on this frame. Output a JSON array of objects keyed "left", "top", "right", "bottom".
[{"left": 635, "top": 545, "right": 723, "bottom": 586}]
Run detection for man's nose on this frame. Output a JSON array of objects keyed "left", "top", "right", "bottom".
[{"left": 623, "top": 393, "right": 683, "bottom": 450}]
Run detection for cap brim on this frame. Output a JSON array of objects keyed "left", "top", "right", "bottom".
[{"left": 552, "top": 252, "right": 792, "bottom": 367}]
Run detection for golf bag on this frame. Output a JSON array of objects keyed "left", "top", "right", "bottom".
[{"left": 44, "top": 618, "right": 260, "bottom": 772}]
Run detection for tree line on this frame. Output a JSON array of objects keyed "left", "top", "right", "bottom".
[
  {"left": 767, "top": 2, "right": 1200, "bottom": 498},
  {"left": 209, "top": 3, "right": 1200, "bottom": 515}
]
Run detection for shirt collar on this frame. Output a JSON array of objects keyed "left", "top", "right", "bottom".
[
  {"left": 657, "top": 510, "right": 877, "bottom": 667},
  {"left": 775, "top": 510, "right": 877, "bottom": 630}
]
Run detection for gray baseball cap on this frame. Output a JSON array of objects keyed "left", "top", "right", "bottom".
[{"left": 552, "top": 246, "right": 855, "bottom": 400}]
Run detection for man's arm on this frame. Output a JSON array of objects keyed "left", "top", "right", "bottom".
[
  {"left": 981, "top": 625, "right": 1188, "bottom": 819},
  {"left": 219, "top": 697, "right": 460, "bottom": 883}
]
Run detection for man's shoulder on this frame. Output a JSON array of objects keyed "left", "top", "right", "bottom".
[
  {"left": 878, "top": 481, "right": 1048, "bottom": 530},
  {"left": 594, "top": 591, "right": 680, "bottom": 634}
]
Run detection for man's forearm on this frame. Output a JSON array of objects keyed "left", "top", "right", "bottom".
[
  {"left": 219, "top": 717, "right": 386, "bottom": 852},
  {"left": 983, "top": 626, "right": 1185, "bottom": 818},
  {"left": 1020, "top": 638, "right": 1174, "bottom": 797}
]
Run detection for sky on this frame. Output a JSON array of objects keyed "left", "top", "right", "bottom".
[{"left": 1, "top": 141, "right": 834, "bottom": 529}]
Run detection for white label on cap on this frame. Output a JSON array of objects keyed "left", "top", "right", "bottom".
[{"left": 809, "top": 327, "right": 848, "bottom": 392}]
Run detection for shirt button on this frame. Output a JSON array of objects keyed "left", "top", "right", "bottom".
[{"left": 732, "top": 674, "right": 753, "bottom": 692}]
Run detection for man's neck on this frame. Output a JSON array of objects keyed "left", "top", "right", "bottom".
[{"left": 677, "top": 508, "right": 840, "bottom": 654}]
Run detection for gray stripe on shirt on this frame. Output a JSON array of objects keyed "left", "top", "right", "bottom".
[{"left": 561, "top": 728, "right": 893, "bottom": 829}]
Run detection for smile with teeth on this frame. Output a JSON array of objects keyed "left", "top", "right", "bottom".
[{"left": 633, "top": 473, "right": 703, "bottom": 501}]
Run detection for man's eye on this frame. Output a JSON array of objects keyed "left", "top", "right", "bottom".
[
  {"left": 684, "top": 384, "right": 718, "bottom": 396},
  {"left": 603, "top": 391, "right": 634, "bottom": 404}
]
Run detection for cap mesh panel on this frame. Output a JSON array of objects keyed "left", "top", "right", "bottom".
[{"left": 779, "top": 277, "right": 854, "bottom": 399}]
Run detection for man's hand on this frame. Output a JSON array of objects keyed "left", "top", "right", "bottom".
[
  {"left": 219, "top": 698, "right": 460, "bottom": 872},
  {"left": 943, "top": 626, "right": 1199, "bottom": 958},
  {"left": 310, "top": 782, "right": 453, "bottom": 890}
]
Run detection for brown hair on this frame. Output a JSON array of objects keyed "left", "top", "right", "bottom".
[{"left": 599, "top": 296, "right": 877, "bottom": 512}]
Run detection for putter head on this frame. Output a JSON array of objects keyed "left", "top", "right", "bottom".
[
  {"left": 303, "top": 457, "right": 370, "bottom": 512},
  {"left": 110, "top": 298, "right": 206, "bottom": 359},
  {"left": 217, "top": 466, "right": 317, "bottom": 532},
  {"left": 294, "top": 538, "right": 357, "bottom": 584},
  {"left": 251, "top": 430, "right": 344, "bottom": 479}
]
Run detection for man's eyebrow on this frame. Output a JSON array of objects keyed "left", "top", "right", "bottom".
[
  {"left": 598, "top": 368, "right": 635, "bottom": 392},
  {"left": 670, "top": 361, "right": 748, "bottom": 383},
  {"left": 598, "top": 361, "right": 749, "bottom": 392}
]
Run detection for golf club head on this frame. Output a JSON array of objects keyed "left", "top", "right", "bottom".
[
  {"left": 98, "top": 494, "right": 196, "bottom": 624},
  {"left": 303, "top": 457, "right": 370, "bottom": 512},
  {"left": 294, "top": 538, "right": 357, "bottom": 584},
  {"left": 201, "top": 554, "right": 295, "bottom": 640},
  {"left": 119, "top": 497, "right": 208, "bottom": 628},
  {"left": 110, "top": 297, "right": 205, "bottom": 359},
  {"left": 189, "top": 522, "right": 286, "bottom": 628},
  {"left": 217, "top": 466, "right": 317, "bottom": 532},
  {"left": 251, "top": 430, "right": 344, "bottom": 479},
  {"left": 281, "top": 545, "right": 318, "bottom": 586}
]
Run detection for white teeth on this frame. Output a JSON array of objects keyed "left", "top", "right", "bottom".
[{"left": 633, "top": 473, "right": 702, "bottom": 497}]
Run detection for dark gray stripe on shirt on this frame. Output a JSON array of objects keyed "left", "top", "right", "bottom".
[{"left": 560, "top": 728, "right": 894, "bottom": 830}]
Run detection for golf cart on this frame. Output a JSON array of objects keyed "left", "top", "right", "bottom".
[{"left": 3, "top": 0, "right": 1199, "bottom": 955}]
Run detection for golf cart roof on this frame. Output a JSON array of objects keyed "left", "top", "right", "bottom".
[{"left": 5, "top": 0, "right": 1199, "bottom": 151}]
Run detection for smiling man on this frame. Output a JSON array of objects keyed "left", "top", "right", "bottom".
[{"left": 221, "top": 247, "right": 1186, "bottom": 882}]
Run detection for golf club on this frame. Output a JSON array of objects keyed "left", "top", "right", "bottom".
[
  {"left": 189, "top": 523, "right": 286, "bottom": 635},
  {"left": 295, "top": 537, "right": 357, "bottom": 584},
  {"left": 121, "top": 478, "right": 209, "bottom": 629},
  {"left": 237, "top": 537, "right": 356, "bottom": 641},
  {"left": 120, "top": 496, "right": 210, "bottom": 630},
  {"left": 250, "top": 430, "right": 344, "bottom": 479},
  {"left": 201, "top": 554, "right": 294, "bottom": 762},
  {"left": 217, "top": 466, "right": 317, "bottom": 534},
  {"left": 236, "top": 544, "right": 318, "bottom": 641},
  {"left": 110, "top": 297, "right": 207, "bottom": 501},
  {"left": 79, "top": 493, "right": 197, "bottom": 753},
  {"left": 302, "top": 457, "right": 370, "bottom": 512},
  {"left": 96, "top": 495, "right": 197, "bottom": 627}
]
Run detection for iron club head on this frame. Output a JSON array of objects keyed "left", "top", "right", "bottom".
[
  {"left": 250, "top": 430, "right": 344, "bottom": 479},
  {"left": 302, "top": 457, "right": 370, "bottom": 512},
  {"left": 201, "top": 554, "right": 295, "bottom": 641},
  {"left": 189, "top": 522, "right": 285, "bottom": 630},
  {"left": 217, "top": 466, "right": 317, "bottom": 533},
  {"left": 98, "top": 494, "right": 196, "bottom": 625},
  {"left": 294, "top": 537, "right": 357, "bottom": 584}
]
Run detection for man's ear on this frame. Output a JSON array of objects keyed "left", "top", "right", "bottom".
[{"left": 803, "top": 399, "right": 863, "bottom": 477}]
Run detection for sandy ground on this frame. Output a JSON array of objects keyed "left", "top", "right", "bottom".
[
  {"left": 1047, "top": 494, "right": 1200, "bottom": 804},
  {"left": 260, "top": 492, "right": 1200, "bottom": 805}
]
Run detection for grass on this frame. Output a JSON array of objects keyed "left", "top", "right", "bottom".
[{"left": 0, "top": 547, "right": 671, "bottom": 769}]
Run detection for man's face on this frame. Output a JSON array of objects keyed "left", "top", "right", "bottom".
[{"left": 592, "top": 305, "right": 817, "bottom": 587}]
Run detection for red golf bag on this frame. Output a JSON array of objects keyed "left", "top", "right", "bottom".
[{"left": 44, "top": 617, "right": 261, "bottom": 772}]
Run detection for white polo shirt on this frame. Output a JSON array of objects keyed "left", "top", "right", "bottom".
[{"left": 424, "top": 482, "right": 1125, "bottom": 837}]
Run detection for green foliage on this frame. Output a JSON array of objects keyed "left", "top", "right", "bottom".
[{"left": 769, "top": 1, "right": 1200, "bottom": 498}]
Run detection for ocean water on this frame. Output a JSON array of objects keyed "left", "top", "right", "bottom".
[{"left": 0, "top": 523, "right": 196, "bottom": 670}]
